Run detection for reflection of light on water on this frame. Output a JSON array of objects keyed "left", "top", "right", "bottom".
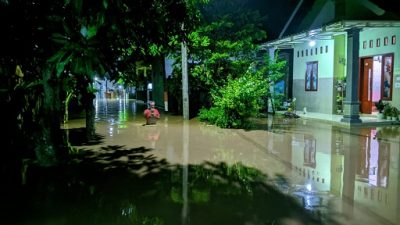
[
  {"left": 164, "top": 117, "right": 168, "bottom": 128},
  {"left": 131, "top": 101, "right": 137, "bottom": 113},
  {"left": 95, "top": 99, "right": 99, "bottom": 119},
  {"left": 306, "top": 197, "right": 312, "bottom": 206},
  {"left": 117, "top": 98, "right": 128, "bottom": 129},
  {"left": 109, "top": 127, "right": 114, "bottom": 137},
  {"left": 108, "top": 118, "right": 115, "bottom": 125},
  {"left": 306, "top": 183, "right": 312, "bottom": 192}
]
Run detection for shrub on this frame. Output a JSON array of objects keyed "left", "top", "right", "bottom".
[
  {"left": 383, "top": 103, "right": 392, "bottom": 117},
  {"left": 375, "top": 99, "right": 385, "bottom": 113},
  {"left": 198, "top": 70, "right": 268, "bottom": 128}
]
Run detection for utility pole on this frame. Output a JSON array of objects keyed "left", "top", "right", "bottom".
[{"left": 181, "top": 23, "right": 189, "bottom": 120}]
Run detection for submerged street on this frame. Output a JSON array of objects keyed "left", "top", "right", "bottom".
[{"left": 3, "top": 98, "right": 400, "bottom": 225}]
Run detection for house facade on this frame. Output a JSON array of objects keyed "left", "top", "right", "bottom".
[{"left": 261, "top": 0, "right": 400, "bottom": 123}]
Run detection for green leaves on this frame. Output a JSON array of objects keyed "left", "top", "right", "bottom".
[
  {"left": 50, "top": 33, "right": 69, "bottom": 45},
  {"left": 188, "top": 31, "right": 210, "bottom": 47},
  {"left": 102, "top": 0, "right": 108, "bottom": 9},
  {"left": 199, "top": 53, "right": 286, "bottom": 129},
  {"left": 56, "top": 54, "right": 72, "bottom": 77},
  {"left": 149, "top": 43, "right": 162, "bottom": 56},
  {"left": 199, "top": 68, "right": 269, "bottom": 128},
  {"left": 48, "top": 32, "right": 106, "bottom": 79},
  {"left": 82, "top": 26, "right": 97, "bottom": 39},
  {"left": 64, "top": 0, "right": 83, "bottom": 14}
]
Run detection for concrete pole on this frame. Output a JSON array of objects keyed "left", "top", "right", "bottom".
[
  {"left": 341, "top": 28, "right": 362, "bottom": 123},
  {"left": 268, "top": 47, "right": 277, "bottom": 113},
  {"left": 181, "top": 24, "right": 189, "bottom": 120}
]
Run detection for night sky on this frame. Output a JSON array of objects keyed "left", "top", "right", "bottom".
[
  {"left": 246, "top": 0, "right": 315, "bottom": 40},
  {"left": 245, "top": 0, "right": 400, "bottom": 41}
]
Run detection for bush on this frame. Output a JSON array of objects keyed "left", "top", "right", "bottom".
[
  {"left": 383, "top": 103, "right": 392, "bottom": 118},
  {"left": 198, "top": 71, "right": 268, "bottom": 128},
  {"left": 375, "top": 99, "right": 385, "bottom": 113},
  {"left": 199, "top": 107, "right": 231, "bottom": 128}
]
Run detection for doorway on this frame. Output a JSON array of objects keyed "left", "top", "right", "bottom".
[{"left": 359, "top": 53, "right": 394, "bottom": 114}]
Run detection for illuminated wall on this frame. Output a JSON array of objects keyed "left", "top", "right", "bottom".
[
  {"left": 290, "top": 27, "right": 400, "bottom": 114},
  {"left": 292, "top": 39, "right": 335, "bottom": 114},
  {"left": 359, "top": 27, "right": 400, "bottom": 109}
]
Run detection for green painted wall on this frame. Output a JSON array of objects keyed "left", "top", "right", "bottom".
[
  {"left": 333, "top": 34, "right": 346, "bottom": 80},
  {"left": 333, "top": 34, "right": 346, "bottom": 113},
  {"left": 359, "top": 27, "right": 400, "bottom": 109}
]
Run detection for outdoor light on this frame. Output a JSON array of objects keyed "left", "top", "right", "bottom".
[
  {"left": 308, "top": 40, "right": 316, "bottom": 47},
  {"left": 147, "top": 83, "right": 153, "bottom": 90}
]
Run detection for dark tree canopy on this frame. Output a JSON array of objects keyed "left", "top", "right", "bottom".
[{"left": 0, "top": 0, "right": 205, "bottom": 166}]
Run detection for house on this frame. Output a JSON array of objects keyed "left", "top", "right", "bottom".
[{"left": 261, "top": 0, "right": 400, "bottom": 124}]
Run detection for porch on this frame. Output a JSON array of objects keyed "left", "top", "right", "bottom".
[{"left": 277, "top": 111, "right": 400, "bottom": 127}]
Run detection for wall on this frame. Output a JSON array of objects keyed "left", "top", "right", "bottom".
[
  {"left": 293, "top": 39, "right": 335, "bottom": 113},
  {"left": 333, "top": 34, "right": 347, "bottom": 113},
  {"left": 359, "top": 27, "right": 400, "bottom": 109}
]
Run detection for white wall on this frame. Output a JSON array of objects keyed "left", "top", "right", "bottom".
[
  {"left": 293, "top": 40, "right": 335, "bottom": 79},
  {"left": 292, "top": 40, "right": 335, "bottom": 113}
]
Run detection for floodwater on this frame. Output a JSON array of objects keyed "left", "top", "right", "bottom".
[{"left": 3, "top": 99, "right": 400, "bottom": 225}]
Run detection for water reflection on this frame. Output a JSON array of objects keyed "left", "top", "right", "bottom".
[
  {"left": 3, "top": 149, "right": 323, "bottom": 225},
  {"left": 182, "top": 121, "right": 189, "bottom": 225},
  {"left": 266, "top": 120, "right": 400, "bottom": 225},
  {"left": 3, "top": 99, "right": 399, "bottom": 225}
]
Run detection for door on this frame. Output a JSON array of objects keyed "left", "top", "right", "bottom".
[{"left": 360, "top": 58, "right": 373, "bottom": 114}]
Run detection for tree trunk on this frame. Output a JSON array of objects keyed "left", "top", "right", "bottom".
[
  {"left": 34, "top": 68, "right": 67, "bottom": 166},
  {"left": 85, "top": 95, "right": 95, "bottom": 141},
  {"left": 82, "top": 80, "right": 96, "bottom": 141},
  {"left": 63, "top": 91, "right": 74, "bottom": 124},
  {"left": 151, "top": 56, "right": 165, "bottom": 109}
]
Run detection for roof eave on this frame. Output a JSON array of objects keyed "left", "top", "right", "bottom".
[{"left": 260, "top": 20, "right": 400, "bottom": 49}]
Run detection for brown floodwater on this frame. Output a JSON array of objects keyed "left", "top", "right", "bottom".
[{"left": 3, "top": 99, "right": 400, "bottom": 225}]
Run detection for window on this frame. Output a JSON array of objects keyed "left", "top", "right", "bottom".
[
  {"left": 384, "top": 37, "right": 388, "bottom": 46},
  {"left": 315, "top": 48, "right": 318, "bottom": 55},
  {"left": 325, "top": 45, "right": 328, "bottom": 53},
  {"left": 369, "top": 40, "right": 373, "bottom": 48},
  {"left": 305, "top": 61, "right": 318, "bottom": 91},
  {"left": 363, "top": 41, "right": 367, "bottom": 49},
  {"left": 297, "top": 51, "right": 299, "bottom": 58},
  {"left": 392, "top": 35, "right": 396, "bottom": 45},
  {"left": 301, "top": 50, "right": 304, "bottom": 57},
  {"left": 306, "top": 49, "right": 308, "bottom": 56},
  {"left": 320, "top": 46, "right": 323, "bottom": 54},
  {"left": 382, "top": 54, "right": 393, "bottom": 100},
  {"left": 310, "top": 48, "right": 313, "bottom": 56},
  {"left": 376, "top": 38, "right": 380, "bottom": 47}
]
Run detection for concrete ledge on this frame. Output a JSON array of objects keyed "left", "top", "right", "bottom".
[{"left": 276, "top": 111, "right": 400, "bottom": 127}]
